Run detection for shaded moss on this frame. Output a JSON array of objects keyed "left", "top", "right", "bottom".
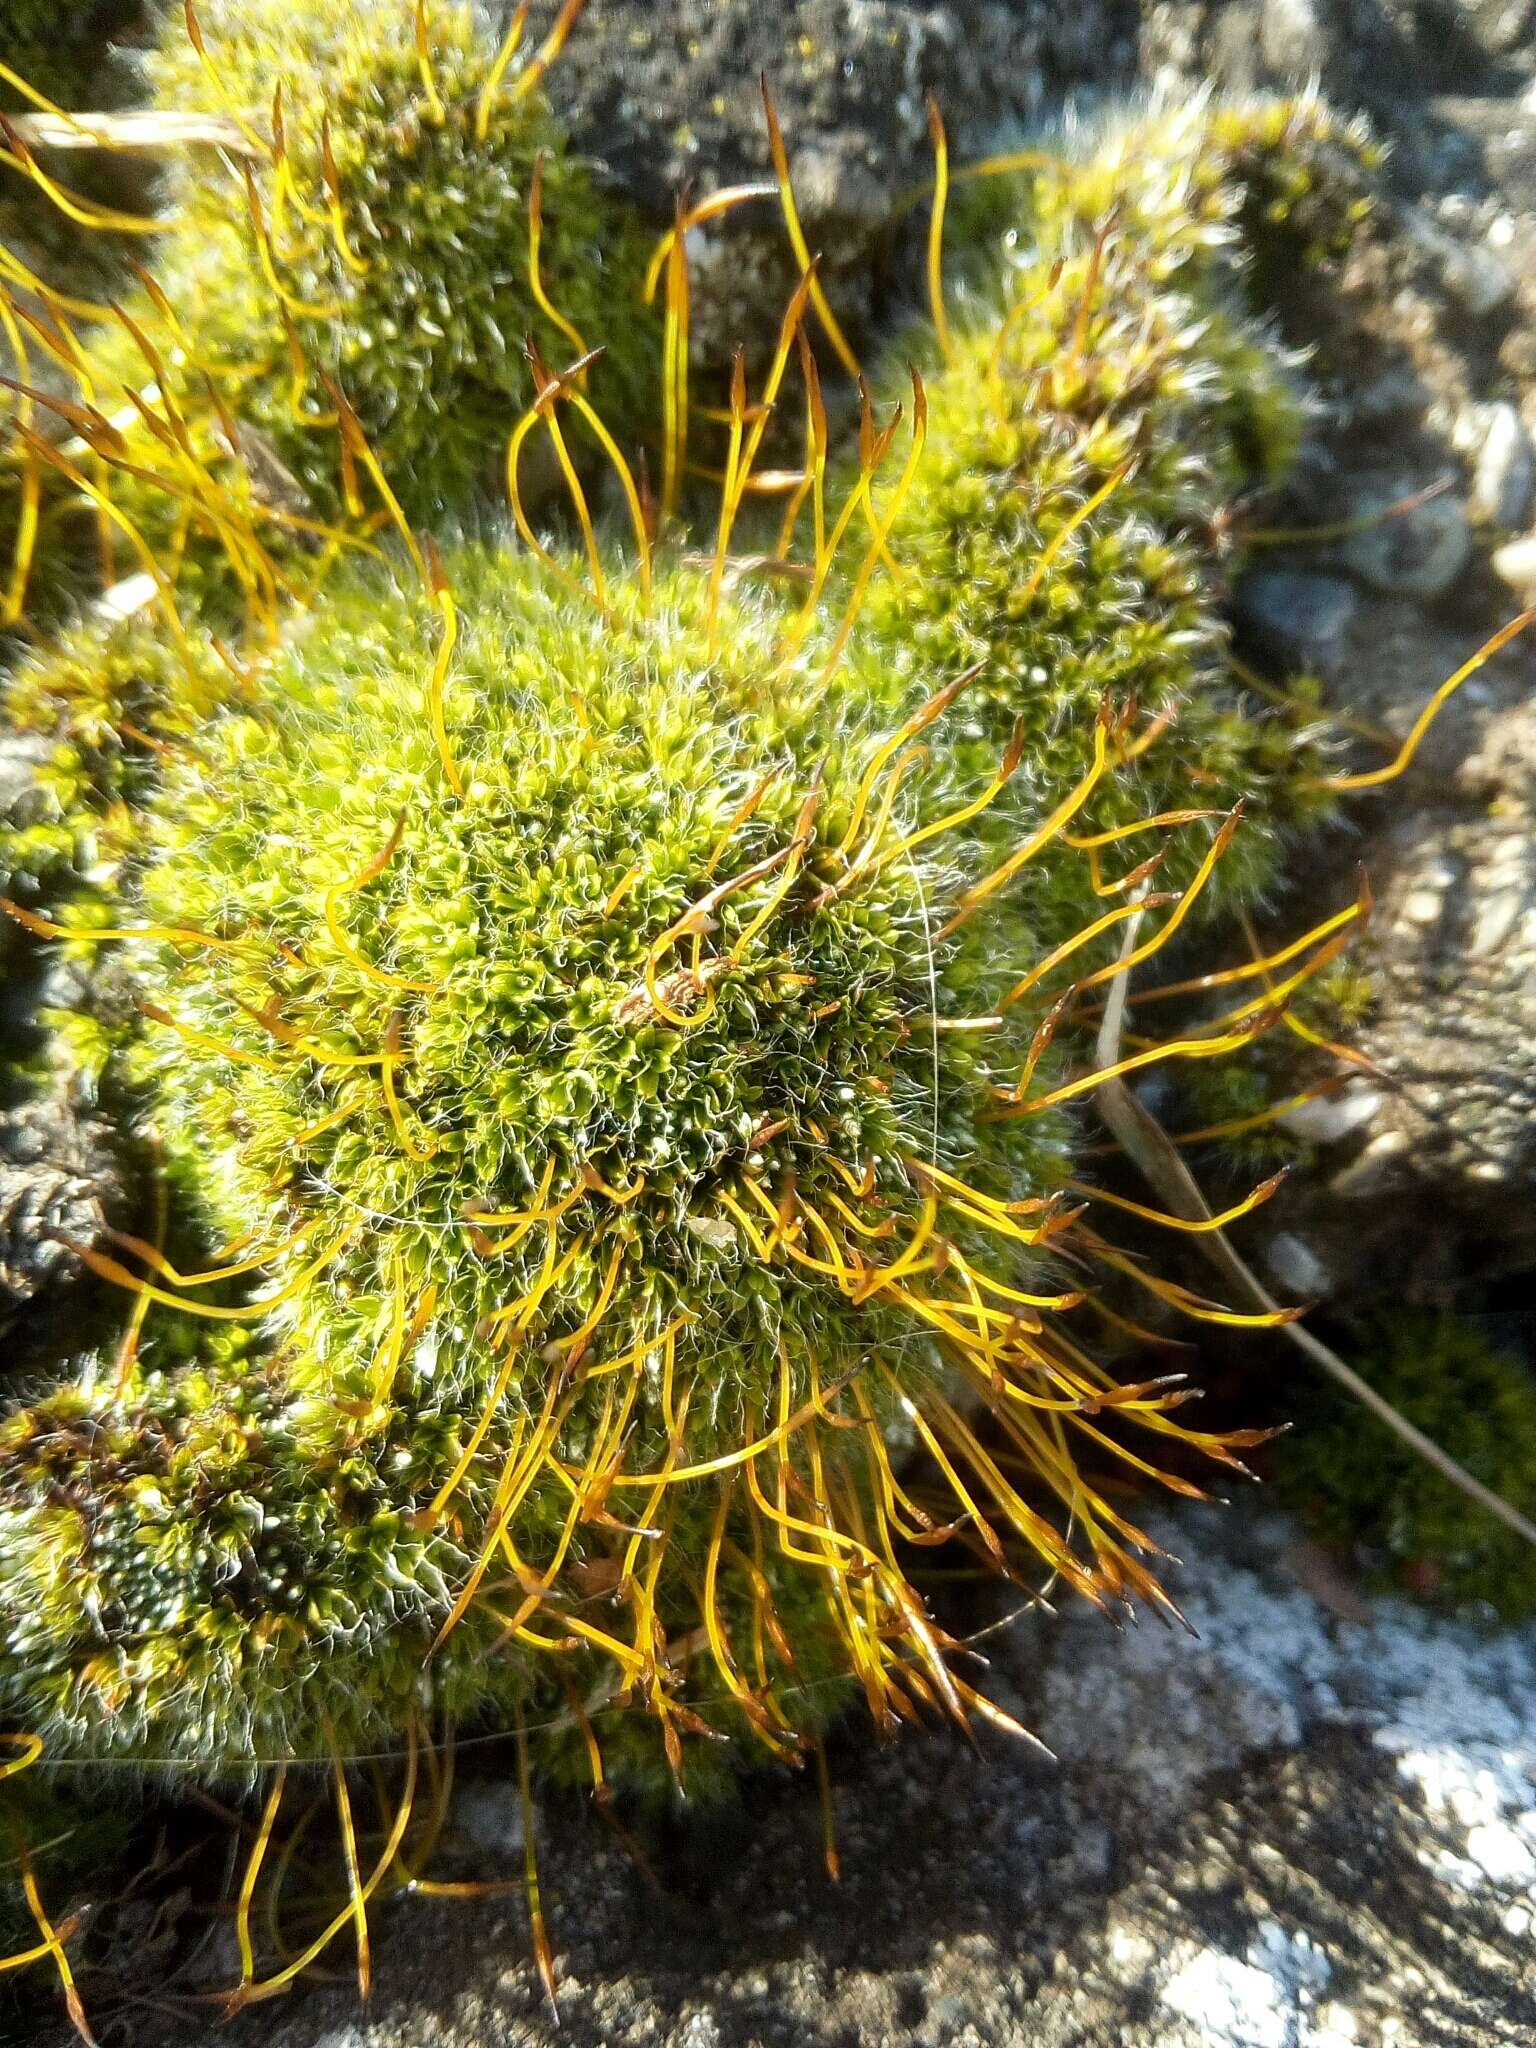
[
  {"left": 0, "top": 0, "right": 139, "bottom": 111},
  {"left": 1272, "top": 1310, "right": 1536, "bottom": 1619},
  {"left": 0, "top": 611, "right": 234, "bottom": 897}
]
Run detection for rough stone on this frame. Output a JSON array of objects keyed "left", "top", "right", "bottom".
[
  {"left": 0, "top": 729, "right": 48, "bottom": 837},
  {"left": 1491, "top": 528, "right": 1536, "bottom": 598},
  {"left": 1233, "top": 570, "right": 1360, "bottom": 680},
  {"left": 0, "top": 1090, "right": 123, "bottom": 1306},
  {"left": 1337, "top": 480, "right": 1473, "bottom": 600},
  {"left": 1143, "top": 0, "right": 1536, "bottom": 118},
  {"left": 1420, "top": 0, "right": 1536, "bottom": 61},
  {"left": 546, "top": 0, "right": 1135, "bottom": 361},
  {"left": 1280, "top": 684, "right": 1536, "bottom": 1288},
  {"left": 1275, "top": 1080, "right": 1383, "bottom": 1146},
  {"left": 1406, "top": 208, "right": 1518, "bottom": 318},
  {"left": 1260, "top": 1229, "right": 1335, "bottom": 1301}
]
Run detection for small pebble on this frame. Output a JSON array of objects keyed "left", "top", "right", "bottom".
[
  {"left": 1264, "top": 1232, "right": 1334, "bottom": 1299},
  {"left": 1402, "top": 888, "right": 1447, "bottom": 927},
  {"left": 0, "top": 731, "right": 51, "bottom": 835},
  {"left": 1491, "top": 530, "right": 1536, "bottom": 601},
  {"left": 1468, "top": 886, "right": 1529, "bottom": 960},
  {"left": 1278, "top": 1084, "right": 1383, "bottom": 1146},
  {"left": 1340, "top": 485, "right": 1473, "bottom": 601},
  {"left": 1468, "top": 402, "right": 1535, "bottom": 530},
  {"left": 1327, "top": 1128, "right": 1410, "bottom": 1199}
]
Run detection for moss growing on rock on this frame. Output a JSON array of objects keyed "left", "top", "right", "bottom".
[
  {"left": 133, "top": 0, "right": 658, "bottom": 524},
  {"left": 0, "top": 518, "right": 1283, "bottom": 1810},
  {"left": 0, "top": 85, "right": 1400, "bottom": 2015},
  {"left": 1272, "top": 1311, "right": 1536, "bottom": 1619},
  {"left": 0, "top": 612, "right": 232, "bottom": 896},
  {"left": 0, "top": 100, "right": 1385, "bottom": 1795}
]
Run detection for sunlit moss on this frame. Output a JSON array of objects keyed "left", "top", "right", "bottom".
[
  {"left": 0, "top": 82, "right": 1398, "bottom": 2017},
  {"left": 137, "top": 0, "right": 656, "bottom": 524},
  {"left": 852, "top": 97, "right": 1377, "bottom": 946},
  {"left": 1, "top": 0, "right": 661, "bottom": 629}
]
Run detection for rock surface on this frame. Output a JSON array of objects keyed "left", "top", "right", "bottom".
[
  {"left": 1234, "top": 571, "right": 1360, "bottom": 680},
  {"left": 117, "top": 1506, "right": 1536, "bottom": 2048},
  {"left": 0, "top": 1088, "right": 124, "bottom": 1307},
  {"left": 1241, "top": 601, "right": 1536, "bottom": 1296},
  {"left": 1171, "top": 0, "right": 1536, "bottom": 1297},
  {"left": 548, "top": 0, "right": 1134, "bottom": 359}
]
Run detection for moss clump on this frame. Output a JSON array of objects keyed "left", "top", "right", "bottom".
[
  {"left": 853, "top": 98, "right": 1374, "bottom": 949},
  {"left": 0, "top": 1351, "right": 491, "bottom": 1765},
  {"left": 2, "top": 0, "right": 660, "bottom": 630},
  {"left": 0, "top": 99, "right": 1384, "bottom": 1799},
  {"left": 131, "top": 0, "right": 657, "bottom": 525},
  {"left": 1272, "top": 1311, "right": 1536, "bottom": 1618},
  {"left": 3, "top": 95, "right": 1370, "bottom": 911},
  {"left": 0, "top": 540, "right": 1105, "bottom": 1781},
  {"left": 0, "top": 85, "right": 1396, "bottom": 2016},
  {"left": 0, "top": 613, "right": 234, "bottom": 896}
]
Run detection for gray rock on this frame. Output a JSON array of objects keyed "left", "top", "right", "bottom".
[
  {"left": 1144, "top": 0, "right": 1534, "bottom": 118},
  {"left": 0, "top": 734, "right": 55, "bottom": 977},
  {"left": 1261, "top": 1229, "right": 1335, "bottom": 1299},
  {"left": 1338, "top": 481, "right": 1473, "bottom": 600},
  {"left": 1295, "top": 689, "right": 1536, "bottom": 1284},
  {"left": 1419, "top": 0, "right": 1536, "bottom": 61},
  {"left": 1276, "top": 1080, "right": 1383, "bottom": 1145},
  {"left": 1147, "top": 0, "right": 1338, "bottom": 94},
  {"left": 1468, "top": 401, "right": 1536, "bottom": 529},
  {"left": 1233, "top": 569, "right": 1359, "bottom": 678},
  {"left": 1349, "top": 369, "right": 1435, "bottom": 425},
  {"left": 0, "top": 728, "right": 50, "bottom": 846},
  {"left": 1258, "top": 0, "right": 1331, "bottom": 81},
  {"left": 547, "top": 0, "right": 1134, "bottom": 362},
  {"left": 1419, "top": 216, "right": 1518, "bottom": 318},
  {"left": 0, "top": 1090, "right": 123, "bottom": 1306}
]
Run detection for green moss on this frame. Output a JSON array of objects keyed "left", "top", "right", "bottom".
[
  {"left": 0, "top": 611, "right": 234, "bottom": 896},
  {"left": 0, "top": 1351, "right": 500, "bottom": 1765},
  {"left": 133, "top": 0, "right": 657, "bottom": 527},
  {"left": 0, "top": 92, "right": 1398, "bottom": 1995},
  {"left": 1, "top": 0, "right": 661, "bottom": 633},
  {"left": 1164, "top": 1057, "right": 1304, "bottom": 1169},
  {"left": 839, "top": 101, "right": 1377, "bottom": 968},
  {"left": 0, "top": 541, "right": 1087, "bottom": 1781},
  {"left": 0, "top": 0, "right": 137, "bottom": 110},
  {"left": 1272, "top": 1311, "right": 1536, "bottom": 1618}
]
